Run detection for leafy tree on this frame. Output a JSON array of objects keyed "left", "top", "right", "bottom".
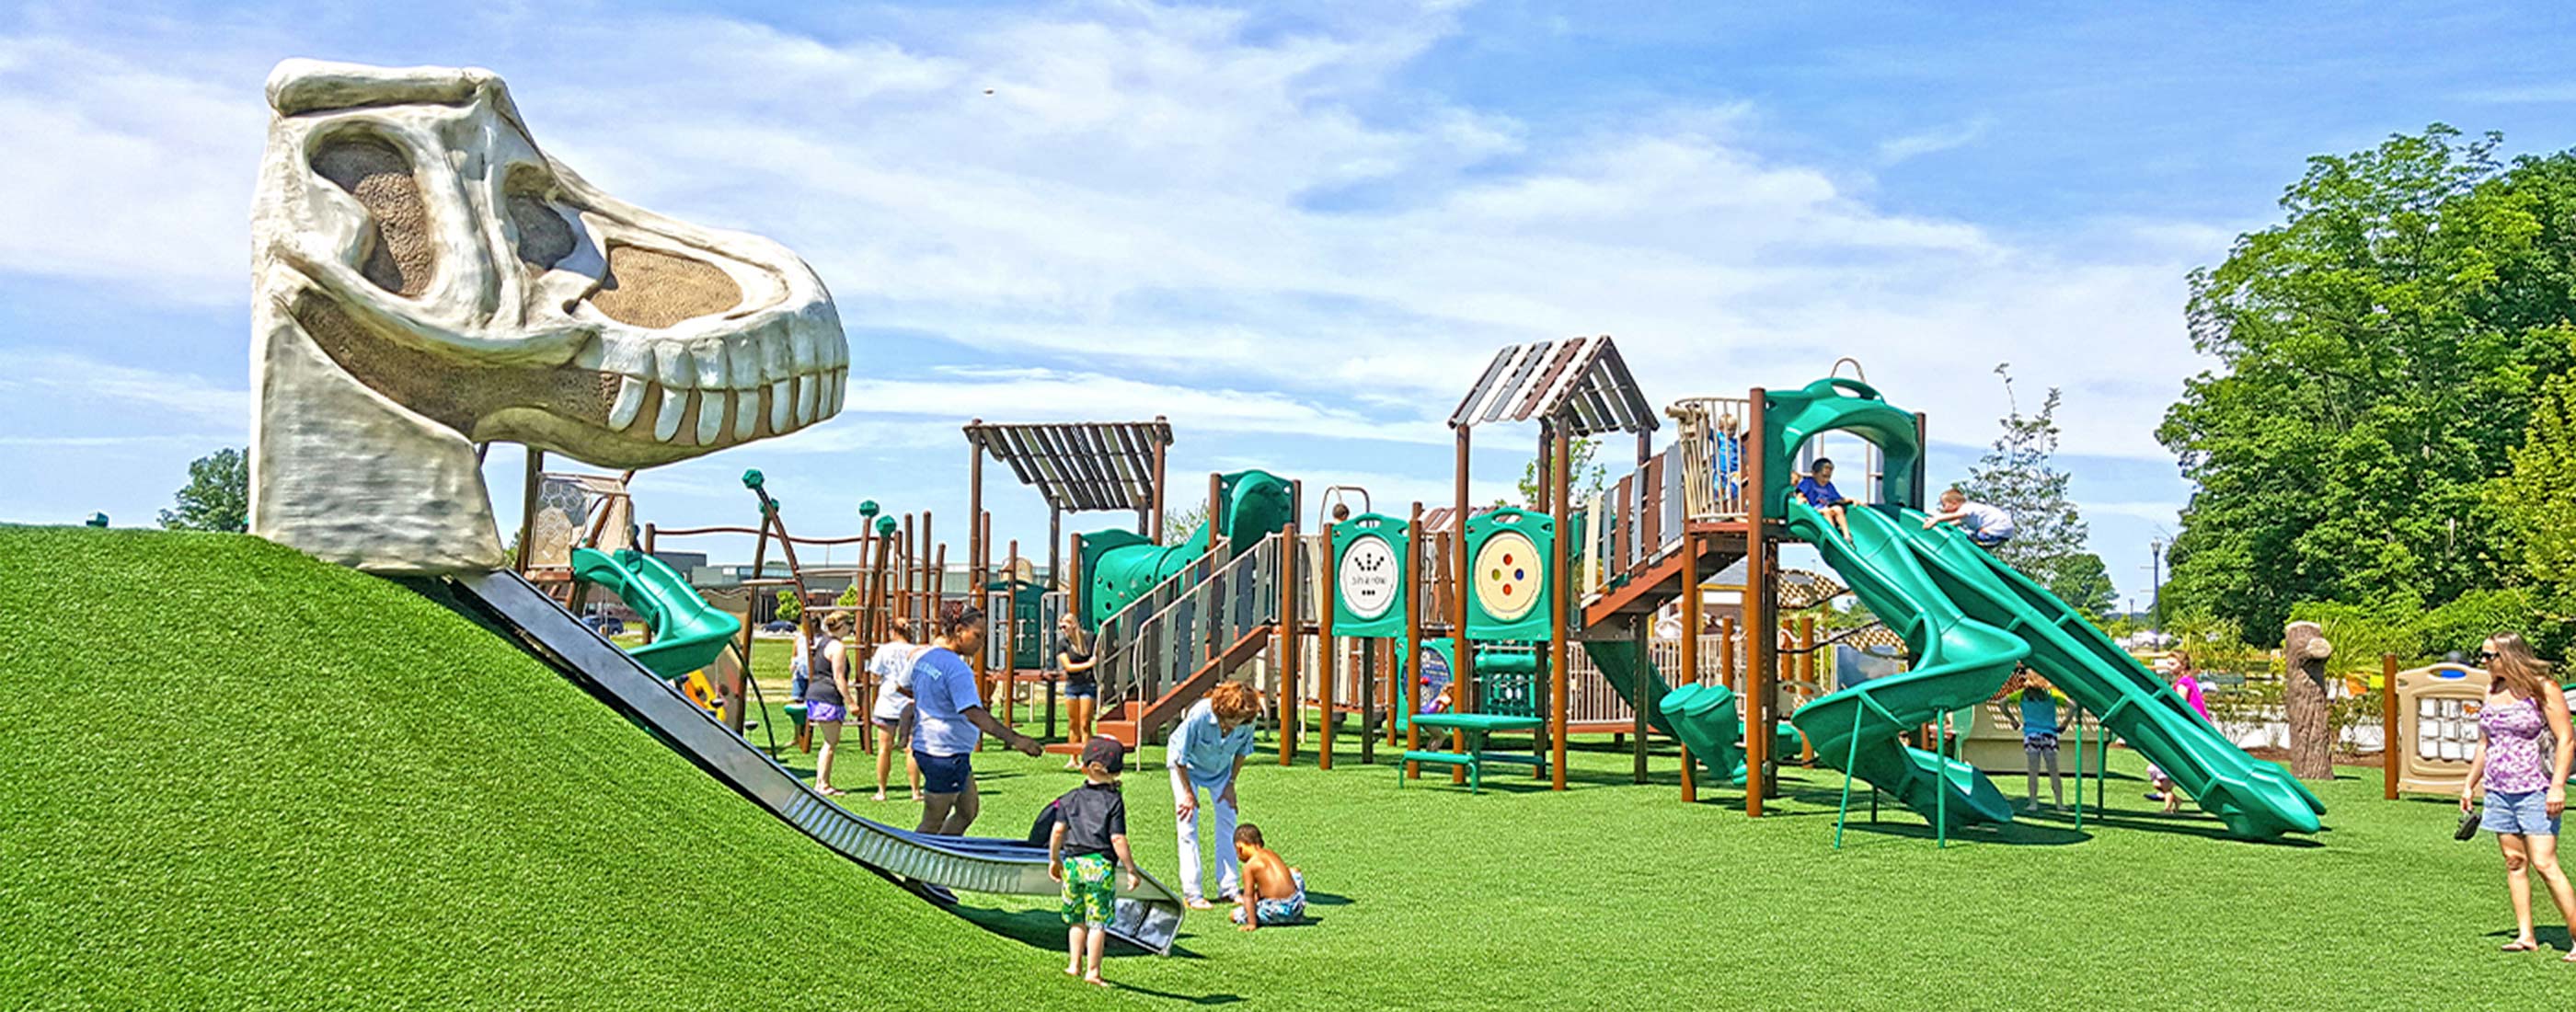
[
  {"left": 2494, "top": 339, "right": 2576, "bottom": 588},
  {"left": 2158, "top": 126, "right": 2576, "bottom": 644},
  {"left": 1501, "top": 437, "right": 1611, "bottom": 509},
  {"left": 1956, "top": 367, "right": 2116, "bottom": 617},
  {"left": 1162, "top": 502, "right": 1207, "bottom": 545},
  {"left": 775, "top": 589, "right": 803, "bottom": 625},
  {"left": 158, "top": 448, "right": 248, "bottom": 533}
]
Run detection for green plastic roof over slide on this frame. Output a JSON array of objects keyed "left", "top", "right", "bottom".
[
  {"left": 1761, "top": 377, "right": 1923, "bottom": 512},
  {"left": 1079, "top": 469, "right": 1294, "bottom": 628}
]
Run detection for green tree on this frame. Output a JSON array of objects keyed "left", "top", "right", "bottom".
[
  {"left": 158, "top": 448, "right": 248, "bottom": 533},
  {"left": 1956, "top": 367, "right": 2116, "bottom": 617},
  {"left": 1501, "top": 437, "right": 1611, "bottom": 509},
  {"left": 775, "top": 589, "right": 803, "bottom": 625},
  {"left": 2158, "top": 126, "right": 2576, "bottom": 644}
]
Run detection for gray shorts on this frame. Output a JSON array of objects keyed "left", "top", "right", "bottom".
[{"left": 2482, "top": 789, "right": 2561, "bottom": 836}]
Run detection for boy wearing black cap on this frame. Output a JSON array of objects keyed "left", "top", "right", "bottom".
[{"left": 1048, "top": 736, "right": 1140, "bottom": 987}]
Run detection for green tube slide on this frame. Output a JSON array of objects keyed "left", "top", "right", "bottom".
[
  {"left": 1080, "top": 469, "right": 1294, "bottom": 628},
  {"left": 569, "top": 547, "right": 742, "bottom": 680},
  {"left": 1787, "top": 501, "right": 2025, "bottom": 830}
]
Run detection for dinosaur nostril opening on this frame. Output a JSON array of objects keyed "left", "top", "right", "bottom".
[
  {"left": 585, "top": 245, "right": 742, "bottom": 328},
  {"left": 312, "top": 136, "right": 434, "bottom": 297},
  {"left": 507, "top": 192, "right": 576, "bottom": 270}
]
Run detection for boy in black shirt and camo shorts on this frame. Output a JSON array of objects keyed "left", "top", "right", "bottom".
[{"left": 1048, "top": 736, "right": 1140, "bottom": 987}]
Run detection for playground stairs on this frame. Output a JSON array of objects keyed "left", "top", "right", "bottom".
[
  {"left": 1046, "top": 625, "right": 1274, "bottom": 751},
  {"left": 1580, "top": 526, "right": 1745, "bottom": 630}
]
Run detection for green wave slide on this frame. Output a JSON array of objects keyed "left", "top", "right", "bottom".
[
  {"left": 1768, "top": 375, "right": 2319, "bottom": 840},
  {"left": 1078, "top": 469, "right": 1294, "bottom": 628}
]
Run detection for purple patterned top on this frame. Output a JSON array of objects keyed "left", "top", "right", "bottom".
[{"left": 2479, "top": 692, "right": 2555, "bottom": 795}]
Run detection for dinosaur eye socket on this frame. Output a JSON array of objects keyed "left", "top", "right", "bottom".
[{"left": 312, "top": 134, "right": 434, "bottom": 297}]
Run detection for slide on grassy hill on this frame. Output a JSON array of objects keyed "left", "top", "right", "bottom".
[
  {"left": 1786, "top": 500, "right": 2025, "bottom": 831},
  {"left": 463, "top": 568, "right": 1188, "bottom": 952},
  {"left": 1893, "top": 512, "right": 2326, "bottom": 840}
]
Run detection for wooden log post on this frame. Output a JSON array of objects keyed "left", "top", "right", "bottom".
[
  {"left": 2283, "top": 620, "right": 2335, "bottom": 780},
  {"left": 1451, "top": 424, "right": 1473, "bottom": 785},
  {"left": 1742, "top": 388, "right": 1771, "bottom": 817},
  {"left": 1798, "top": 615, "right": 1816, "bottom": 765},
  {"left": 2381, "top": 652, "right": 2400, "bottom": 800},
  {"left": 1406, "top": 503, "right": 1426, "bottom": 780},
  {"left": 1548, "top": 423, "right": 1572, "bottom": 790},
  {"left": 1679, "top": 531, "right": 1701, "bottom": 799},
  {"left": 1282, "top": 520, "right": 1303, "bottom": 767}
]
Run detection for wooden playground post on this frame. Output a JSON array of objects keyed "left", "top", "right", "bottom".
[
  {"left": 967, "top": 420, "right": 983, "bottom": 630},
  {"left": 920, "top": 511, "right": 935, "bottom": 623},
  {"left": 1680, "top": 529, "right": 1701, "bottom": 802},
  {"left": 899, "top": 513, "right": 915, "bottom": 625},
  {"left": 1047, "top": 505, "right": 1063, "bottom": 741},
  {"left": 2382, "top": 652, "right": 2400, "bottom": 800},
  {"left": 1150, "top": 416, "right": 1169, "bottom": 544},
  {"left": 514, "top": 448, "right": 543, "bottom": 576},
  {"left": 1719, "top": 616, "right": 1736, "bottom": 691},
  {"left": 1798, "top": 615, "right": 1816, "bottom": 765},
  {"left": 1451, "top": 424, "right": 1473, "bottom": 785},
  {"left": 1406, "top": 503, "right": 1425, "bottom": 780},
  {"left": 1548, "top": 422, "right": 1572, "bottom": 790},
  {"left": 1281, "top": 519, "right": 1302, "bottom": 767},
  {"left": 1316, "top": 521, "right": 1335, "bottom": 771},
  {"left": 1743, "top": 387, "right": 1770, "bottom": 818}
]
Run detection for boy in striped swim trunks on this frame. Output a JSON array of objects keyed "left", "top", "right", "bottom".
[{"left": 1048, "top": 737, "right": 1139, "bottom": 987}]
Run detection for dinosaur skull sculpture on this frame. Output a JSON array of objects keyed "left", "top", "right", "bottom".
[{"left": 249, "top": 60, "right": 846, "bottom": 573}]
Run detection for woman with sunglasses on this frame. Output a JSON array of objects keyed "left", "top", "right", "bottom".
[{"left": 2460, "top": 633, "right": 2576, "bottom": 959}]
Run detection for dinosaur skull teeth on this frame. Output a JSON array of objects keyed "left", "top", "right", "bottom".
[{"left": 609, "top": 374, "right": 647, "bottom": 430}]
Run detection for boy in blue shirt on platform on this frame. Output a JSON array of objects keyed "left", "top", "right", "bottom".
[{"left": 1794, "top": 457, "right": 1857, "bottom": 537}]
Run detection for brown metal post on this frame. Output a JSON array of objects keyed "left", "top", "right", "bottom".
[
  {"left": 1317, "top": 523, "right": 1336, "bottom": 769},
  {"left": 1719, "top": 616, "right": 1736, "bottom": 691},
  {"left": 515, "top": 447, "right": 544, "bottom": 575},
  {"left": 1680, "top": 530, "right": 1701, "bottom": 801},
  {"left": 1451, "top": 426, "right": 1474, "bottom": 784},
  {"left": 2382, "top": 652, "right": 2400, "bottom": 800},
  {"left": 900, "top": 513, "right": 915, "bottom": 625},
  {"left": 1548, "top": 423, "right": 1572, "bottom": 790},
  {"left": 1002, "top": 532, "right": 1018, "bottom": 730},
  {"left": 1283, "top": 520, "right": 1305, "bottom": 767},
  {"left": 967, "top": 423, "right": 984, "bottom": 650},
  {"left": 643, "top": 523, "right": 657, "bottom": 555},
  {"left": 1744, "top": 387, "right": 1770, "bottom": 817},
  {"left": 1406, "top": 503, "right": 1426, "bottom": 779}
]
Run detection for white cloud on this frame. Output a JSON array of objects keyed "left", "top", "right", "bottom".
[
  {"left": 1877, "top": 116, "right": 1995, "bottom": 164},
  {"left": 0, "top": 350, "right": 247, "bottom": 427}
]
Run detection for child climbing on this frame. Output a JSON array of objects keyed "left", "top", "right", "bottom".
[
  {"left": 1047, "top": 737, "right": 1140, "bottom": 988},
  {"left": 1999, "top": 673, "right": 2067, "bottom": 811},
  {"left": 1230, "top": 823, "right": 1306, "bottom": 931},
  {"left": 1922, "top": 488, "right": 2014, "bottom": 548},
  {"left": 1795, "top": 457, "right": 1857, "bottom": 537}
]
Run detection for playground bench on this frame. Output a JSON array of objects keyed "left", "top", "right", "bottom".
[{"left": 1402, "top": 713, "right": 1548, "bottom": 794}]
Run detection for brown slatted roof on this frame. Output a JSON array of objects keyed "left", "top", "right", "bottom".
[
  {"left": 963, "top": 419, "right": 1175, "bottom": 512},
  {"left": 1445, "top": 335, "right": 1658, "bottom": 436}
]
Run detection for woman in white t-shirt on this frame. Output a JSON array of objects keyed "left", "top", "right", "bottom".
[{"left": 868, "top": 616, "right": 926, "bottom": 802}]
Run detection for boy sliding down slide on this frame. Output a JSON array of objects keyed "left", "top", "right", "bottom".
[
  {"left": 1230, "top": 823, "right": 1305, "bottom": 930},
  {"left": 1794, "top": 458, "right": 1857, "bottom": 538},
  {"left": 1048, "top": 737, "right": 1141, "bottom": 988}
]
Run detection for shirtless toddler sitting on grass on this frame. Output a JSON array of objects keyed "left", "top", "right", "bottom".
[{"left": 1231, "top": 823, "right": 1305, "bottom": 931}]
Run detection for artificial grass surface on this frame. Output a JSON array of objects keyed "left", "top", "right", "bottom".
[{"left": 6, "top": 527, "right": 2570, "bottom": 1009}]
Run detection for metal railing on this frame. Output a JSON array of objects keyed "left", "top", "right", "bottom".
[{"left": 1093, "top": 533, "right": 1287, "bottom": 710}]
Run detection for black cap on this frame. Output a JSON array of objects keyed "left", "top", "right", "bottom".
[{"left": 1080, "top": 735, "right": 1125, "bottom": 774}]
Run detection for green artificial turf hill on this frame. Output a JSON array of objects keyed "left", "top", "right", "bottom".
[
  {"left": 6, "top": 527, "right": 2573, "bottom": 1010},
  {"left": 0, "top": 528, "right": 1066, "bottom": 1010}
]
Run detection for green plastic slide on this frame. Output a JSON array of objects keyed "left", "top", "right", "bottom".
[
  {"left": 569, "top": 547, "right": 742, "bottom": 680},
  {"left": 1896, "top": 515, "right": 2325, "bottom": 839},
  {"left": 1787, "top": 501, "right": 2024, "bottom": 830},
  {"left": 1578, "top": 640, "right": 1748, "bottom": 785}
]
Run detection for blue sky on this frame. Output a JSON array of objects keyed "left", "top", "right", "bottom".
[{"left": 5, "top": 1, "right": 2573, "bottom": 607}]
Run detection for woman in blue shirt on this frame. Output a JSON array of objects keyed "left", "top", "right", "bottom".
[
  {"left": 909, "top": 607, "right": 1042, "bottom": 836},
  {"left": 1167, "top": 682, "right": 1263, "bottom": 908}
]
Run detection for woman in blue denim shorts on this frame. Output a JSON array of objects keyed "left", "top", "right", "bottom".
[{"left": 2460, "top": 632, "right": 2575, "bottom": 959}]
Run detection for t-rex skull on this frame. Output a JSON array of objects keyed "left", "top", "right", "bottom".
[{"left": 249, "top": 59, "right": 847, "bottom": 574}]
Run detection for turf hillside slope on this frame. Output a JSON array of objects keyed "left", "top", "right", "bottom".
[{"left": 0, "top": 528, "right": 1066, "bottom": 1010}]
